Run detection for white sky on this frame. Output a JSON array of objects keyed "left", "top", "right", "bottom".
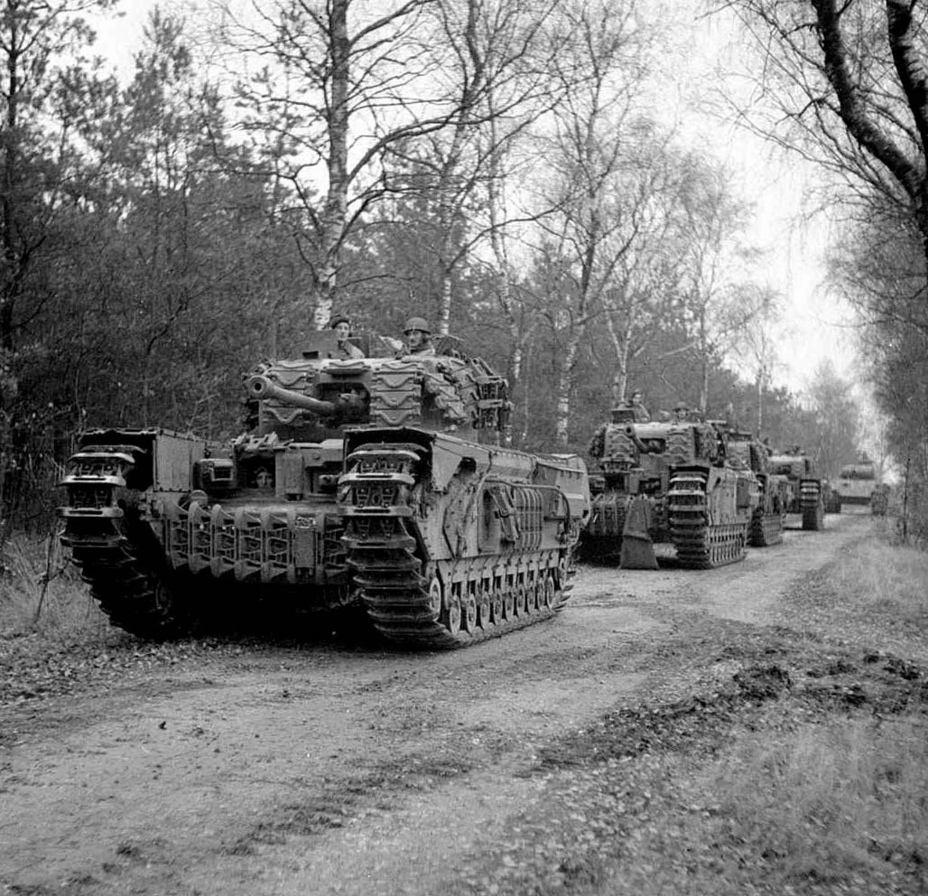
[{"left": 94, "top": 0, "right": 856, "bottom": 397}]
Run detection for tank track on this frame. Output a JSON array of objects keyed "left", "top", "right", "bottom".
[
  {"left": 57, "top": 445, "right": 197, "bottom": 638},
  {"left": 800, "top": 480, "right": 824, "bottom": 531},
  {"left": 749, "top": 507, "right": 784, "bottom": 547},
  {"left": 580, "top": 491, "right": 628, "bottom": 561},
  {"left": 667, "top": 470, "right": 746, "bottom": 568},
  {"left": 62, "top": 516, "right": 196, "bottom": 639},
  {"left": 341, "top": 441, "right": 573, "bottom": 649}
]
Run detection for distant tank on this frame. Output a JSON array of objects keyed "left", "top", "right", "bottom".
[
  {"left": 766, "top": 448, "right": 826, "bottom": 530},
  {"left": 831, "top": 457, "right": 885, "bottom": 514},
  {"left": 581, "top": 405, "right": 759, "bottom": 569},
  {"left": 58, "top": 330, "right": 590, "bottom": 648},
  {"left": 724, "top": 430, "right": 791, "bottom": 546}
]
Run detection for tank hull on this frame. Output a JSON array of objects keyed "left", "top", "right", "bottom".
[
  {"left": 581, "top": 419, "right": 758, "bottom": 568},
  {"left": 338, "top": 427, "right": 590, "bottom": 647},
  {"left": 58, "top": 429, "right": 352, "bottom": 638}
]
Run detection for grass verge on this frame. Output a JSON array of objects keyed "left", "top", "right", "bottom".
[{"left": 0, "top": 531, "right": 109, "bottom": 641}]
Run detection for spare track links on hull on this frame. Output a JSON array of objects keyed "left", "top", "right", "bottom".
[
  {"left": 339, "top": 438, "right": 576, "bottom": 648},
  {"left": 667, "top": 469, "right": 747, "bottom": 568}
]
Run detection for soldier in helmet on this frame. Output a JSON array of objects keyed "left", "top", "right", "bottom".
[
  {"left": 400, "top": 316, "right": 435, "bottom": 357},
  {"left": 329, "top": 313, "right": 364, "bottom": 360}
]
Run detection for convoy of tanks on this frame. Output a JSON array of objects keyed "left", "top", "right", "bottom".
[{"left": 56, "top": 322, "right": 888, "bottom": 649}]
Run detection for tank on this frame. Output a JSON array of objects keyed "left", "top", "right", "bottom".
[
  {"left": 58, "top": 331, "right": 590, "bottom": 648},
  {"left": 766, "top": 448, "right": 826, "bottom": 530},
  {"left": 831, "top": 457, "right": 883, "bottom": 513},
  {"left": 581, "top": 407, "right": 759, "bottom": 568},
  {"left": 724, "top": 430, "right": 790, "bottom": 547}
]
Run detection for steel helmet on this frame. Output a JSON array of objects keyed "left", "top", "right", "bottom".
[{"left": 403, "top": 316, "right": 430, "bottom": 334}]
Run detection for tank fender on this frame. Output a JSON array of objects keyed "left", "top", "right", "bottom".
[
  {"left": 429, "top": 441, "right": 475, "bottom": 491},
  {"left": 533, "top": 454, "right": 591, "bottom": 522}
]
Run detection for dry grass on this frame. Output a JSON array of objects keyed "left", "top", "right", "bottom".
[
  {"left": 665, "top": 532, "right": 928, "bottom": 893},
  {"left": 829, "top": 530, "right": 928, "bottom": 637},
  {"left": 0, "top": 532, "right": 109, "bottom": 642},
  {"left": 701, "top": 715, "right": 928, "bottom": 888}
]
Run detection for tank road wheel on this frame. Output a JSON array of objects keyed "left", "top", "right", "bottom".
[
  {"left": 462, "top": 589, "right": 478, "bottom": 634},
  {"left": 427, "top": 578, "right": 443, "bottom": 621},
  {"left": 503, "top": 589, "right": 515, "bottom": 620},
  {"left": 516, "top": 586, "right": 529, "bottom": 617},
  {"left": 533, "top": 582, "right": 544, "bottom": 612},
  {"left": 477, "top": 586, "right": 493, "bottom": 630},
  {"left": 445, "top": 593, "right": 462, "bottom": 635},
  {"left": 490, "top": 589, "right": 503, "bottom": 624}
]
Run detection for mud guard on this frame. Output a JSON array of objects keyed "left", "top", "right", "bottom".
[{"left": 619, "top": 496, "right": 658, "bottom": 569}]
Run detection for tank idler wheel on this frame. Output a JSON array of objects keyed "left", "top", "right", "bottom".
[
  {"left": 462, "top": 591, "right": 478, "bottom": 633},
  {"left": 503, "top": 589, "right": 515, "bottom": 620},
  {"left": 427, "top": 578, "right": 443, "bottom": 620},
  {"left": 490, "top": 590, "right": 503, "bottom": 624},
  {"left": 477, "top": 586, "right": 493, "bottom": 629}
]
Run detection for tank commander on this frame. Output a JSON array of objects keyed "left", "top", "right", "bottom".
[
  {"left": 329, "top": 313, "right": 364, "bottom": 360},
  {"left": 673, "top": 402, "right": 690, "bottom": 422},
  {"left": 629, "top": 390, "right": 650, "bottom": 422},
  {"left": 400, "top": 316, "right": 435, "bottom": 357}
]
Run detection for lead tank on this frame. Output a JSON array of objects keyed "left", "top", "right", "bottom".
[
  {"left": 582, "top": 406, "right": 759, "bottom": 568},
  {"left": 58, "top": 331, "right": 590, "bottom": 648}
]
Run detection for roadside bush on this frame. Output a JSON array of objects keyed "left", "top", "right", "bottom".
[
  {"left": 831, "top": 532, "right": 928, "bottom": 638},
  {"left": 0, "top": 532, "right": 106, "bottom": 641}
]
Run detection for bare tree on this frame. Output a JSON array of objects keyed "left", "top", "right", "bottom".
[
  {"left": 726, "top": 284, "right": 781, "bottom": 432},
  {"left": 599, "top": 131, "right": 690, "bottom": 406},
  {"left": 725, "top": 0, "right": 928, "bottom": 329},
  {"left": 218, "top": 0, "right": 567, "bottom": 329},
  {"left": 393, "top": 0, "right": 566, "bottom": 336},
  {"left": 675, "top": 153, "right": 761, "bottom": 414},
  {"left": 218, "top": 0, "right": 459, "bottom": 325},
  {"left": 530, "top": 0, "right": 653, "bottom": 449}
]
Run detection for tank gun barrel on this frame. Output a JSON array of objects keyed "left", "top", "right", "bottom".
[
  {"left": 245, "top": 375, "right": 336, "bottom": 414},
  {"left": 624, "top": 425, "right": 649, "bottom": 453}
]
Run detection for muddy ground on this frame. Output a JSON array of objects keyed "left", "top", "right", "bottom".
[{"left": 1, "top": 513, "right": 925, "bottom": 895}]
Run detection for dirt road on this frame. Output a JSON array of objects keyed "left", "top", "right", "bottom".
[{"left": 0, "top": 515, "right": 891, "bottom": 895}]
